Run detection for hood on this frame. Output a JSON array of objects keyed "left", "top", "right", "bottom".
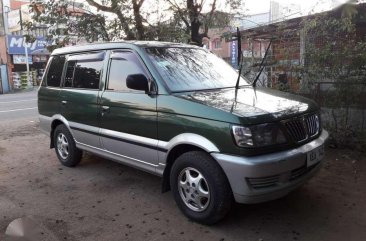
[{"left": 176, "top": 87, "right": 319, "bottom": 124}]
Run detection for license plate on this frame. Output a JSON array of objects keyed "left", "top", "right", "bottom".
[{"left": 307, "top": 144, "right": 325, "bottom": 167}]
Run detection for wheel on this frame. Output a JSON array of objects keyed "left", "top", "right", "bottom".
[
  {"left": 53, "top": 124, "right": 82, "bottom": 167},
  {"left": 170, "top": 151, "right": 233, "bottom": 225}
]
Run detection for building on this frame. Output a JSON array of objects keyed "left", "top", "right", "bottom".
[
  {"left": 203, "top": 27, "right": 231, "bottom": 62},
  {"left": 0, "top": 0, "right": 49, "bottom": 93},
  {"left": 227, "top": 2, "right": 366, "bottom": 90},
  {"left": 0, "top": 0, "right": 89, "bottom": 93}
]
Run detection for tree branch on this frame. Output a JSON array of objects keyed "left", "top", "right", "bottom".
[
  {"left": 85, "top": 0, "right": 135, "bottom": 39},
  {"left": 166, "top": 0, "right": 190, "bottom": 29}
]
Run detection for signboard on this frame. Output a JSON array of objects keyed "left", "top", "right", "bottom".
[
  {"left": 13, "top": 55, "right": 33, "bottom": 64},
  {"left": 33, "top": 55, "right": 47, "bottom": 62},
  {"left": 7, "top": 35, "right": 49, "bottom": 55},
  {"left": 230, "top": 40, "right": 238, "bottom": 68}
]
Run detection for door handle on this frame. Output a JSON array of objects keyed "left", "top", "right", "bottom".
[
  {"left": 102, "top": 105, "right": 110, "bottom": 115},
  {"left": 101, "top": 106, "right": 110, "bottom": 112},
  {"left": 101, "top": 106, "right": 110, "bottom": 116},
  {"left": 61, "top": 100, "right": 67, "bottom": 105}
]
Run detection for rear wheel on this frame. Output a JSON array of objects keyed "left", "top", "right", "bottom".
[
  {"left": 53, "top": 124, "right": 82, "bottom": 167},
  {"left": 170, "top": 151, "right": 233, "bottom": 225}
]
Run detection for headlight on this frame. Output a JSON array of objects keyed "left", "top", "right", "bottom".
[{"left": 232, "top": 123, "right": 287, "bottom": 148}]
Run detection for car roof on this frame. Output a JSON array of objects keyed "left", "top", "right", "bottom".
[{"left": 51, "top": 41, "right": 201, "bottom": 55}]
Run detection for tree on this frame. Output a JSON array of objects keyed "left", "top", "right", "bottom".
[
  {"left": 166, "top": 0, "right": 243, "bottom": 45},
  {"left": 26, "top": 0, "right": 242, "bottom": 48},
  {"left": 25, "top": 0, "right": 148, "bottom": 48}
]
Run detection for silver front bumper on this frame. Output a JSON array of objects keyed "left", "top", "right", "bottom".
[{"left": 212, "top": 130, "right": 329, "bottom": 204}]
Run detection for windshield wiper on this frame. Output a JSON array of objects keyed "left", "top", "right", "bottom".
[{"left": 252, "top": 39, "right": 273, "bottom": 87}]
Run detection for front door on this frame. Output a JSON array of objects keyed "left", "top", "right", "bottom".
[{"left": 99, "top": 50, "right": 158, "bottom": 167}]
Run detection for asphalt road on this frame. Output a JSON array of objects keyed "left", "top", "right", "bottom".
[{"left": 0, "top": 89, "right": 38, "bottom": 122}]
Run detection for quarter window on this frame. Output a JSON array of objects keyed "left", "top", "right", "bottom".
[{"left": 46, "top": 55, "right": 65, "bottom": 87}]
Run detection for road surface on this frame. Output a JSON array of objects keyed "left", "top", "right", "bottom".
[{"left": 0, "top": 89, "right": 38, "bottom": 122}]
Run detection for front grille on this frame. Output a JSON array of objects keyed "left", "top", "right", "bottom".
[
  {"left": 284, "top": 114, "right": 320, "bottom": 143},
  {"left": 305, "top": 114, "right": 320, "bottom": 137}
]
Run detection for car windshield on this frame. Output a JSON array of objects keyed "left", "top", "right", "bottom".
[{"left": 145, "top": 47, "right": 249, "bottom": 92}]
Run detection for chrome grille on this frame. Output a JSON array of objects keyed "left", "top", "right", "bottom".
[
  {"left": 305, "top": 114, "right": 320, "bottom": 137},
  {"left": 284, "top": 114, "right": 320, "bottom": 143}
]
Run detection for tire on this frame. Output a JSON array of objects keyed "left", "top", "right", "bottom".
[
  {"left": 53, "top": 124, "right": 82, "bottom": 167},
  {"left": 170, "top": 151, "right": 233, "bottom": 225}
]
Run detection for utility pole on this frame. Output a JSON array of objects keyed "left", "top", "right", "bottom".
[{"left": 19, "top": 8, "right": 30, "bottom": 85}]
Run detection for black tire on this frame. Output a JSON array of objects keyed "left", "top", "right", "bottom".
[
  {"left": 170, "top": 151, "right": 233, "bottom": 225},
  {"left": 53, "top": 124, "right": 82, "bottom": 167}
]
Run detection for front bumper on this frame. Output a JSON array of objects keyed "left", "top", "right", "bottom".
[{"left": 211, "top": 130, "right": 329, "bottom": 204}]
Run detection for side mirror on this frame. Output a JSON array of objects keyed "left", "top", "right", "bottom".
[{"left": 126, "top": 74, "right": 149, "bottom": 93}]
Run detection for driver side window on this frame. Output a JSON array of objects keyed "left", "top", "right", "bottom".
[{"left": 107, "top": 51, "right": 148, "bottom": 92}]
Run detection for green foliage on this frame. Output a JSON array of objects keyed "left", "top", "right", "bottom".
[{"left": 298, "top": 5, "right": 366, "bottom": 146}]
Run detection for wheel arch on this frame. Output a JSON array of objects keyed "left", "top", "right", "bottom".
[
  {"left": 49, "top": 115, "right": 72, "bottom": 148},
  {"left": 161, "top": 134, "right": 220, "bottom": 193}
]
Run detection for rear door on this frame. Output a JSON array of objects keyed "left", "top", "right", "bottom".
[
  {"left": 60, "top": 52, "right": 105, "bottom": 148},
  {"left": 99, "top": 50, "right": 158, "bottom": 166},
  {"left": 38, "top": 55, "right": 65, "bottom": 118}
]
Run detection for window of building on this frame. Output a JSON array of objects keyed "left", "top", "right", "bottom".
[
  {"left": 46, "top": 55, "right": 65, "bottom": 87},
  {"left": 213, "top": 39, "right": 222, "bottom": 49},
  {"left": 107, "top": 52, "right": 147, "bottom": 92}
]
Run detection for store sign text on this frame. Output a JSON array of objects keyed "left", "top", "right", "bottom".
[{"left": 8, "top": 35, "right": 48, "bottom": 55}]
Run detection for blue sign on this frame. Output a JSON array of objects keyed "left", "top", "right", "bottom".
[
  {"left": 7, "top": 35, "right": 49, "bottom": 55},
  {"left": 230, "top": 40, "right": 238, "bottom": 68}
]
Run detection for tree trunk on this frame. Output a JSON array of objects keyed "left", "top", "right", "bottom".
[
  {"left": 132, "top": 0, "right": 145, "bottom": 40},
  {"left": 187, "top": 0, "right": 202, "bottom": 45}
]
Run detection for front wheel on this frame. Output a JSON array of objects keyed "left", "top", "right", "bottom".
[
  {"left": 53, "top": 124, "right": 82, "bottom": 167},
  {"left": 170, "top": 151, "right": 233, "bottom": 225}
]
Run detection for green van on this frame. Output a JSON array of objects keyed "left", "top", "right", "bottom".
[{"left": 38, "top": 41, "right": 328, "bottom": 224}]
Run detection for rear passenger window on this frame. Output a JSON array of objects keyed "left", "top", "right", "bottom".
[
  {"left": 64, "top": 60, "right": 103, "bottom": 89},
  {"left": 74, "top": 61, "right": 102, "bottom": 89},
  {"left": 107, "top": 52, "right": 147, "bottom": 92},
  {"left": 46, "top": 55, "right": 65, "bottom": 87}
]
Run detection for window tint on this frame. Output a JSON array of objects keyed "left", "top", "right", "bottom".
[
  {"left": 46, "top": 55, "right": 65, "bottom": 87},
  {"left": 64, "top": 60, "right": 102, "bottom": 89},
  {"left": 107, "top": 52, "right": 147, "bottom": 92},
  {"left": 74, "top": 61, "right": 102, "bottom": 89}
]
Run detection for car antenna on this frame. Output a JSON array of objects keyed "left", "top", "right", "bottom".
[
  {"left": 235, "top": 27, "right": 242, "bottom": 90},
  {"left": 252, "top": 39, "right": 273, "bottom": 87}
]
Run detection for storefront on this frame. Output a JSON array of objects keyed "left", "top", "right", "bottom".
[{"left": 7, "top": 35, "right": 49, "bottom": 88}]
